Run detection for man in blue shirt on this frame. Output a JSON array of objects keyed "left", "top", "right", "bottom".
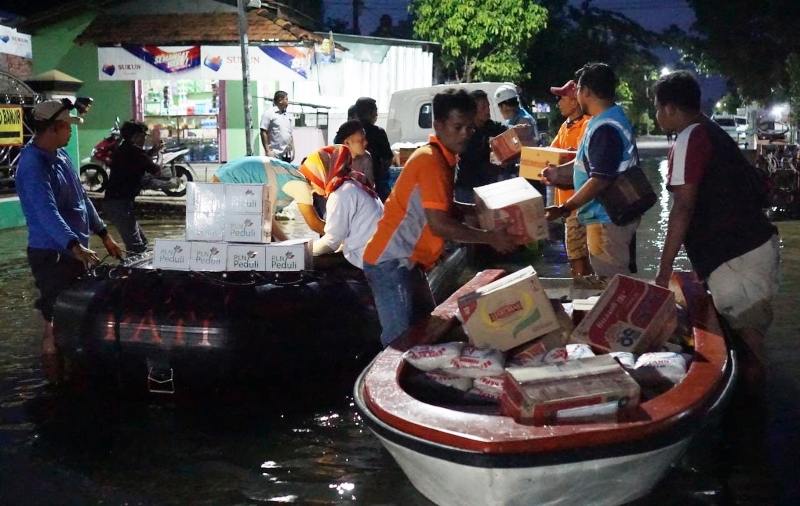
[
  {"left": 15, "top": 100, "right": 121, "bottom": 377},
  {"left": 543, "top": 63, "right": 641, "bottom": 277}
]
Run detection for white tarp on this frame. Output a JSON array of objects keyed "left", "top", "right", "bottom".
[
  {"left": 97, "top": 45, "right": 313, "bottom": 81},
  {"left": 0, "top": 25, "right": 32, "bottom": 58}
]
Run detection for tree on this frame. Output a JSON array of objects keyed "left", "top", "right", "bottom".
[
  {"left": 668, "top": 1, "right": 800, "bottom": 103},
  {"left": 409, "top": 0, "right": 548, "bottom": 83}
]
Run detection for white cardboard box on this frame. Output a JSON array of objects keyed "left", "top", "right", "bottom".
[
  {"left": 189, "top": 241, "right": 227, "bottom": 271},
  {"left": 152, "top": 239, "right": 192, "bottom": 270},
  {"left": 474, "top": 177, "right": 548, "bottom": 244},
  {"left": 224, "top": 184, "right": 270, "bottom": 215},
  {"left": 264, "top": 238, "right": 313, "bottom": 271},
  {"left": 569, "top": 275, "right": 677, "bottom": 354},
  {"left": 457, "top": 266, "right": 559, "bottom": 351},
  {"left": 223, "top": 211, "right": 272, "bottom": 244},
  {"left": 186, "top": 212, "right": 226, "bottom": 242},
  {"left": 226, "top": 244, "right": 267, "bottom": 272},
  {"left": 186, "top": 182, "right": 225, "bottom": 214}
]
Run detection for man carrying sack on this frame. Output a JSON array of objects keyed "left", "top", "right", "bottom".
[{"left": 543, "top": 62, "right": 653, "bottom": 278}]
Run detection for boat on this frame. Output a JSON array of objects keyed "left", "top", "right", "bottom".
[
  {"left": 52, "top": 244, "right": 467, "bottom": 394},
  {"left": 354, "top": 271, "right": 736, "bottom": 506}
]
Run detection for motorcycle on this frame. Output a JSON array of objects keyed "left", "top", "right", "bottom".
[{"left": 79, "top": 118, "right": 196, "bottom": 197}]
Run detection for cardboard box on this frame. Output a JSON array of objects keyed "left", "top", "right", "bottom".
[
  {"left": 186, "top": 212, "right": 225, "bottom": 241},
  {"left": 569, "top": 275, "right": 677, "bottom": 354},
  {"left": 264, "top": 238, "right": 313, "bottom": 271},
  {"left": 223, "top": 211, "right": 272, "bottom": 244},
  {"left": 224, "top": 184, "right": 270, "bottom": 215},
  {"left": 519, "top": 146, "right": 576, "bottom": 180},
  {"left": 226, "top": 244, "right": 267, "bottom": 272},
  {"left": 501, "top": 355, "right": 641, "bottom": 425},
  {"left": 186, "top": 182, "right": 225, "bottom": 213},
  {"left": 152, "top": 239, "right": 192, "bottom": 270},
  {"left": 474, "top": 177, "right": 548, "bottom": 244},
  {"left": 189, "top": 241, "right": 227, "bottom": 272},
  {"left": 457, "top": 266, "right": 559, "bottom": 351},
  {"left": 394, "top": 147, "right": 417, "bottom": 167},
  {"left": 490, "top": 129, "right": 522, "bottom": 164}
]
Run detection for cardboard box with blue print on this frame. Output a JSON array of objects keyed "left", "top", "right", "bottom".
[
  {"left": 264, "top": 238, "right": 313, "bottom": 271},
  {"left": 189, "top": 241, "right": 227, "bottom": 272},
  {"left": 474, "top": 177, "right": 548, "bottom": 245},
  {"left": 457, "top": 266, "right": 559, "bottom": 351},
  {"left": 152, "top": 239, "right": 192, "bottom": 270}
]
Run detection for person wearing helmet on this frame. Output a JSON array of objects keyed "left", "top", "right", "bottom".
[{"left": 494, "top": 84, "right": 539, "bottom": 180}]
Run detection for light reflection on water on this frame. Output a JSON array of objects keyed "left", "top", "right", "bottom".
[{"left": 0, "top": 151, "right": 764, "bottom": 505}]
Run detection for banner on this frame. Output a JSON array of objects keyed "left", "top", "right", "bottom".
[
  {"left": 0, "top": 25, "right": 32, "bottom": 59},
  {"left": 98, "top": 45, "right": 311, "bottom": 81},
  {"left": 0, "top": 106, "right": 24, "bottom": 147}
]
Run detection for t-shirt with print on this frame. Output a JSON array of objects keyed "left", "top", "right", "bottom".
[
  {"left": 363, "top": 135, "right": 456, "bottom": 270},
  {"left": 667, "top": 118, "right": 777, "bottom": 278}
]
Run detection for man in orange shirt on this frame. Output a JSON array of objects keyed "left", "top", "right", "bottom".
[
  {"left": 362, "top": 89, "right": 519, "bottom": 347},
  {"left": 548, "top": 80, "right": 593, "bottom": 277}
]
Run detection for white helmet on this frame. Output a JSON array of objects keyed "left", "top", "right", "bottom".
[{"left": 494, "top": 84, "right": 518, "bottom": 104}]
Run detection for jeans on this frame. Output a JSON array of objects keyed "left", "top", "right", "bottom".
[
  {"left": 104, "top": 199, "right": 148, "bottom": 254},
  {"left": 363, "top": 259, "right": 434, "bottom": 347}
]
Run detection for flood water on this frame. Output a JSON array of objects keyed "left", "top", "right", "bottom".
[{"left": 1, "top": 152, "right": 798, "bottom": 505}]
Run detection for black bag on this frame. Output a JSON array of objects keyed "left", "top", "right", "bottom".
[{"left": 595, "top": 151, "right": 657, "bottom": 226}]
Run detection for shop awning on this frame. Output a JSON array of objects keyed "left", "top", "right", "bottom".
[{"left": 75, "top": 9, "right": 328, "bottom": 46}]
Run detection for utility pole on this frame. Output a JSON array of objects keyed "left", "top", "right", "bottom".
[
  {"left": 237, "top": 0, "right": 254, "bottom": 156},
  {"left": 352, "top": 0, "right": 361, "bottom": 35}
]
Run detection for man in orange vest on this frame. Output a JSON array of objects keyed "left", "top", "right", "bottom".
[{"left": 548, "top": 80, "right": 592, "bottom": 277}]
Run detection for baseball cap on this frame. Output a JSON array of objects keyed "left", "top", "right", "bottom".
[
  {"left": 32, "top": 100, "right": 84, "bottom": 124},
  {"left": 550, "top": 80, "right": 578, "bottom": 98}
]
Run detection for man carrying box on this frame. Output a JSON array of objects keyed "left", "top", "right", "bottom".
[
  {"left": 363, "top": 89, "right": 520, "bottom": 348},
  {"left": 543, "top": 63, "right": 641, "bottom": 278},
  {"left": 548, "top": 80, "right": 592, "bottom": 278}
]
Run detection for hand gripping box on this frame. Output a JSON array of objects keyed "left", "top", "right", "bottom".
[
  {"left": 489, "top": 128, "right": 522, "bottom": 164},
  {"left": 264, "top": 238, "right": 313, "bottom": 271},
  {"left": 223, "top": 211, "right": 272, "bottom": 244},
  {"left": 226, "top": 244, "right": 267, "bottom": 272},
  {"left": 152, "top": 239, "right": 192, "bottom": 271},
  {"left": 224, "top": 184, "right": 270, "bottom": 215},
  {"left": 189, "top": 241, "right": 227, "bottom": 272},
  {"left": 500, "top": 355, "right": 641, "bottom": 425},
  {"left": 186, "top": 182, "right": 225, "bottom": 214},
  {"left": 474, "top": 177, "right": 548, "bottom": 244},
  {"left": 569, "top": 275, "right": 677, "bottom": 354},
  {"left": 519, "top": 146, "right": 576, "bottom": 180},
  {"left": 457, "top": 266, "right": 559, "bottom": 351}
]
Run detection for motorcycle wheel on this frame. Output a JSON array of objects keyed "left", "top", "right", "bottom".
[
  {"left": 79, "top": 164, "right": 108, "bottom": 193},
  {"left": 164, "top": 165, "right": 192, "bottom": 197}
]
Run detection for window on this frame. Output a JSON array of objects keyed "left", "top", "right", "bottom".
[
  {"left": 418, "top": 103, "right": 432, "bottom": 128},
  {"left": 714, "top": 118, "right": 735, "bottom": 127}
]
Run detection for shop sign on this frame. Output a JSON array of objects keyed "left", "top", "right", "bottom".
[
  {"left": 0, "top": 25, "right": 32, "bottom": 59},
  {"left": 0, "top": 105, "right": 24, "bottom": 147},
  {"left": 98, "top": 45, "right": 312, "bottom": 81}
]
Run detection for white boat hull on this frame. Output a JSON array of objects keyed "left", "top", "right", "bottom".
[{"left": 374, "top": 432, "right": 690, "bottom": 506}]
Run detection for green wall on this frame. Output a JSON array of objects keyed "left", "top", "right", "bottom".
[
  {"left": 31, "top": 12, "right": 133, "bottom": 163},
  {"left": 0, "top": 198, "right": 26, "bottom": 229},
  {"left": 224, "top": 80, "right": 264, "bottom": 159}
]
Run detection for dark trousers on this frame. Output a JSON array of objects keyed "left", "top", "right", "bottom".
[{"left": 104, "top": 199, "right": 148, "bottom": 254}]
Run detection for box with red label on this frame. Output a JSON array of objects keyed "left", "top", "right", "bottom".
[
  {"left": 490, "top": 128, "right": 522, "bottom": 164},
  {"left": 519, "top": 146, "right": 576, "bottom": 180},
  {"left": 457, "top": 266, "right": 559, "bottom": 351},
  {"left": 500, "top": 355, "right": 641, "bottom": 425},
  {"left": 474, "top": 177, "right": 548, "bottom": 244},
  {"left": 569, "top": 275, "right": 677, "bottom": 354}
]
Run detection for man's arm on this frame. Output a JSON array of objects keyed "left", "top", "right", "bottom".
[
  {"left": 313, "top": 191, "right": 347, "bottom": 255},
  {"left": 296, "top": 202, "right": 325, "bottom": 235},
  {"left": 18, "top": 163, "right": 80, "bottom": 249},
  {"left": 424, "top": 208, "right": 517, "bottom": 253},
  {"left": 545, "top": 176, "right": 611, "bottom": 220},
  {"left": 655, "top": 184, "right": 698, "bottom": 287}
]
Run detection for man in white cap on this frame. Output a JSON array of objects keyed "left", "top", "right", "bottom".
[
  {"left": 493, "top": 84, "right": 538, "bottom": 180},
  {"left": 15, "top": 99, "right": 121, "bottom": 380}
]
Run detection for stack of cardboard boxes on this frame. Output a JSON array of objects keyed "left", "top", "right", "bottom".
[{"left": 153, "top": 182, "right": 312, "bottom": 272}]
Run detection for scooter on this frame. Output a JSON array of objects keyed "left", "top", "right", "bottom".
[{"left": 79, "top": 118, "right": 196, "bottom": 197}]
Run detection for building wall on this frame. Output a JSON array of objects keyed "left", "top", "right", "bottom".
[
  {"left": 0, "top": 54, "right": 33, "bottom": 79},
  {"left": 31, "top": 12, "right": 134, "bottom": 163}
]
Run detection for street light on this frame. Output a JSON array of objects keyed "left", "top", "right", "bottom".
[{"left": 660, "top": 67, "right": 671, "bottom": 76}]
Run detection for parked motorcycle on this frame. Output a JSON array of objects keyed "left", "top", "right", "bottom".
[{"left": 79, "top": 118, "right": 196, "bottom": 197}]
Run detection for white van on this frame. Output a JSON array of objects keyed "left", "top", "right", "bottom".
[
  {"left": 711, "top": 114, "right": 748, "bottom": 143},
  {"left": 386, "top": 82, "right": 514, "bottom": 145}
]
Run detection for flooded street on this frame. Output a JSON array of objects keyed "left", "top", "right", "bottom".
[{"left": 0, "top": 152, "right": 798, "bottom": 505}]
